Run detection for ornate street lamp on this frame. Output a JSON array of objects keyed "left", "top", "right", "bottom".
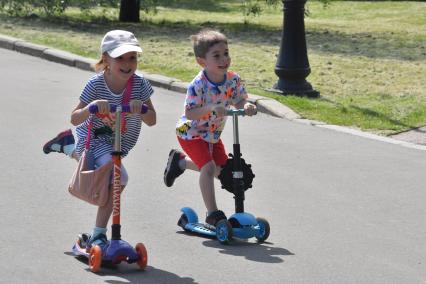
[{"left": 271, "top": 0, "right": 319, "bottom": 97}]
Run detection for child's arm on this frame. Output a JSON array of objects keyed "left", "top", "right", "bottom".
[
  {"left": 185, "top": 105, "right": 212, "bottom": 120},
  {"left": 128, "top": 99, "right": 156, "bottom": 126},
  {"left": 185, "top": 104, "right": 227, "bottom": 120},
  {"left": 234, "top": 99, "right": 257, "bottom": 116},
  {"left": 70, "top": 100, "right": 109, "bottom": 126},
  {"left": 139, "top": 98, "right": 156, "bottom": 126}
]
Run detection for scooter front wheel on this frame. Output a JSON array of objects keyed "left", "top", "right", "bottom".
[
  {"left": 89, "top": 245, "right": 102, "bottom": 272},
  {"left": 216, "top": 220, "right": 233, "bottom": 244},
  {"left": 255, "top": 217, "right": 270, "bottom": 243},
  {"left": 135, "top": 243, "right": 148, "bottom": 270}
]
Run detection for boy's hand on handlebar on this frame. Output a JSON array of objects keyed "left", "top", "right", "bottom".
[
  {"left": 244, "top": 103, "right": 257, "bottom": 116},
  {"left": 212, "top": 105, "right": 226, "bottom": 118},
  {"left": 129, "top": 99, "right": 143, "bottom": 115}
]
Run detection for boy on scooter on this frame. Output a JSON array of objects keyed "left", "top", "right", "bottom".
[{"left": 163, "top": 29, "right": 256, "bottom": 229}]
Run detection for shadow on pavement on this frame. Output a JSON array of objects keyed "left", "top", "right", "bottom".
[
  {"left": 202, "top": 239, "right": 294, "bottom": 263},
  {"left": 175, "top": 230, "right": 294, "bottom": 263},
  {"left": 102, "top": 266, "right": 197, "bottom": 284},
  {"left": 64, "top": 252, "right": 198, "bottom": 284}
]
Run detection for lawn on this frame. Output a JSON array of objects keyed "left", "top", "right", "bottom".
[{"left": 0, "top": 0, "right": 425, "bottom": 135}]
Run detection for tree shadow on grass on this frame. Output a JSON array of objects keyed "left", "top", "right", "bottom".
[
  {"left": 156, "top": 0, "right": 232, "bottom": 12},
  {"left": 319, "top": 97, "right": 417, "bottom": 133},
  {"left": 2, "top": 12, "right": 424, "bottom": 61},
  {"left": 306, "top": 29, "right": 426, "bottom": 62}
]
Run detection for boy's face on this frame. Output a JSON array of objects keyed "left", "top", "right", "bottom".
[{"left": 197, "top": 42, "right": 231, "bottom": 83}]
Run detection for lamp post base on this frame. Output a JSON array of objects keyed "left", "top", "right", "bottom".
[{"left": 269, "top": 79, "right": 320, "bottom": 98}]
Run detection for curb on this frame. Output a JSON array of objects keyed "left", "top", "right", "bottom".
[{"left": 1, "top": 34, "right": 425, "bottom": 151}]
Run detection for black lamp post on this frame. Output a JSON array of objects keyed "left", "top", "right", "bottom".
[{"left": 272, "top": 0, "right": 319, "bottom": 97}]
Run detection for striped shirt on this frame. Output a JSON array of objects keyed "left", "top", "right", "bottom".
[{"left": 75, "top": 72, "right": 153, "bottom": 159}]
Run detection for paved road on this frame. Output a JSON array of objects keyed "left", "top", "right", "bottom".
[{"left": 1, "top": 48, "right": 425, "bottom": 284}]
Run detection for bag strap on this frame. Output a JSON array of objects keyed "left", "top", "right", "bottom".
[
  {"left": 85, "top": 118, "right": 93, "bottom": 150},
  {"left": 122, "top": 75, "right": 133, "bottom": 105},
  {"left": 120, "top": 76, "right": 133, "bottom": 133},
  {"left": 85, "top": 76, "right": 134, "bottom": 150}
]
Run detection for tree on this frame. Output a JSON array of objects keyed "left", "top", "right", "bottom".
[
  {"left": 119, "top": 0, "right": 139, "bottom": 22},
  {"left": 118, "top": 0, "right": 158, "bottom": 22}
]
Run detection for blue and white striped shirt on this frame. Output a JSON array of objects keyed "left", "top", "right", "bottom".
[{"left": 75, "top": 72, "right": 153, "bottom": 159}]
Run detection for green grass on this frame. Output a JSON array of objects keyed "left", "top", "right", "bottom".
[{"left": 1, "top": 0, "right": 425, "bottom": 135}]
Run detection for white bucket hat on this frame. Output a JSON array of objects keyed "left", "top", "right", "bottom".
[{"left": 101, "top": 30, "right": 142, "bottom": 58}]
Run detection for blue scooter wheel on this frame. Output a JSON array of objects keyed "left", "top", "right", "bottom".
[
  {"left": 177, "top": 214, "right": 189, "bottom": 230},
  {"left": 216, "top": 220, "right": 233, "bottom": 244},
  {"left": 255, "top": 217, "right": 270, "bottom": 243}
]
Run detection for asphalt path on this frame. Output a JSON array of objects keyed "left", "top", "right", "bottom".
[{"left": 1, "top": 48, "right": 425, "bottom": 284}]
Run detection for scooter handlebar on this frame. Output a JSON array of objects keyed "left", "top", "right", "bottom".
[
  {"left": 89, "top": 104, "right": 148, "bottom": 114},
  {"left": 226, "top": 109, "right": 246, "bottom": 116}
]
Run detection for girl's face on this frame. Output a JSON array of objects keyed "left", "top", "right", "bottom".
[
  {"left": 105, "top": 51, "right": 138, "bottom": 82},
  {"left": 197, "top": 42, "right": 231, "bottom": 83}
]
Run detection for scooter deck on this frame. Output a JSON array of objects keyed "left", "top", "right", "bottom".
[
  {"left": 72, "top": 239, "right": 140, "bottom": 264},
  {"left": 184, "top": 222, "right": 217, "bottom": 237},
  {"left": 180, "top": 209, "right": 269, "bottom": 242},
  {"left": 72, "top": 241, "right": 90, "bottom": 258}
]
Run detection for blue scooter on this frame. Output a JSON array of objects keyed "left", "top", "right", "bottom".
[
  {"left": 177, "top": 109, "right": 270, "bottom": 244},
  {"left": 72, "top": 104, "right": 148, "bottom": 272}
]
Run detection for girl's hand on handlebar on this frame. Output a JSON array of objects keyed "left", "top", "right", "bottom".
[
  {"left": 129, "top": 99, "right": 143, "bottom": 115},
  {"left": 102, "top": 113, "right": 116, "bottom": 129},
  {"left": 90, "top": 100, "right": 109, "bottom": 114},
  {"left": 244, "top": 103, "right": 257, "bottom": 116}
]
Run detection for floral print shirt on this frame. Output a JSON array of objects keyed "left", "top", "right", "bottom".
[{"left": 176, "top": 70, "right": 247, "bottom": 143}]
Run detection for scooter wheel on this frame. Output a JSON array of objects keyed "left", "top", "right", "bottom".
[
  {"left": 255, "top": 217, "right": 270, "bottom": 243},
  {"left": 216, "top": 219, "right": 233, "bottom": 244},
  {"left": 89, "top": 245, "right": 102, "bottom": 273},
  {"left": 177, "top": 214, "right": 188, "bottom": 230},
  {"left": 135, "top": 243, "right": 148, "bottom": 270}
]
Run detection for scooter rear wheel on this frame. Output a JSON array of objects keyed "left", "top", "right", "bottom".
[
  {"left": 89, "top": 245, "right": 102, "bottom": 272},
  {"left": 178, "top": 214, "right": 189, "bottom": 230},
  {"left": 135, "top": 243, "right": 148, "bottom": 270}
]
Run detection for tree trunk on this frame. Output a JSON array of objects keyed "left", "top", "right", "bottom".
[{"left": 119, "top": 0, "right": 140, "bottom": 22}]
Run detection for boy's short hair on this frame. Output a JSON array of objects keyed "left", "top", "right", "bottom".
[{"left": 190, "top": 29, "right": 228, "bottom": 58}]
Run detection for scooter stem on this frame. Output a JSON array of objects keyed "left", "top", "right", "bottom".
[
  {"left": 230, "top": 112, "right": 245, "bottom": 213},
  {"left": 231, "top": 112, "right": 240, "bottom": 145},
  {"left": 111, "top": 106, "right": 122, "bottom": 240}
]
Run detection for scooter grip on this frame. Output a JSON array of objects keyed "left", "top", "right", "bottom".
[
  {"left": 88, "top": 104, "right": 99, "bottom": 114},
  {"left": 121, "top": 104, "right": 149, "bottom": 114}
]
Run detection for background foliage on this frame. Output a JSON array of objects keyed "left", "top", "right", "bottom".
[{"left": 0, "top": 0, "right": 330, "bottom": 17}]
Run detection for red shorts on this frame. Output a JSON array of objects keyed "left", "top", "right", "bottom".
[{"left": 178, "top": 137, "right": 228, "bottom": 170}]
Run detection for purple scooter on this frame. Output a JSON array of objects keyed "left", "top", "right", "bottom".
[{"left": 72, "top": 104, "right": 148, "bottom": 272}]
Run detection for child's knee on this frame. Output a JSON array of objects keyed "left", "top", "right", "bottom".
[
  {"left": 120, "top": 166, "right": 129, "bottom": 186},
  {"left": 200, "top": 161, "right": 216, "bottom": 176}
]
